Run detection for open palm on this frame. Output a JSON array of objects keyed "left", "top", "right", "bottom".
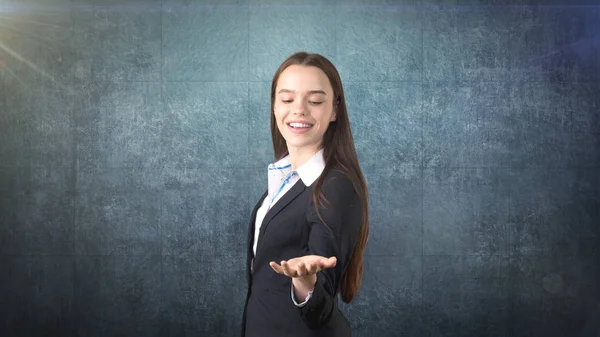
[{"left": 270, "top": 255, "right": 337, "bottom": 278}]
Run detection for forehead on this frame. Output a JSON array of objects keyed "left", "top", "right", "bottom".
[{"left": 276, "top": 65, "right": 332, "bottom": 94}]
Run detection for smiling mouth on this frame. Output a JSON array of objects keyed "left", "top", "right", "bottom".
[{"left": 287, "top": 122, "right": 313, "bottom": 129}]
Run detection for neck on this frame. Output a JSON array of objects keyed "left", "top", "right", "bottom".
[{"left": 287, "top": 144, "right": 321, "bottom": 170}]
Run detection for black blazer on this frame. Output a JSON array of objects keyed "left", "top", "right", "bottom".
[{"left": 241, "top": 169, "right": 363, "bottom": 337}]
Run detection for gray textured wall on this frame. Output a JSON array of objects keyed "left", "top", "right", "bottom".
[{"left": 1, "top": 0, "right": 599, "bottom": 336}]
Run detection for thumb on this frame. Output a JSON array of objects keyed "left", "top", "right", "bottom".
[{"left": 327, "top": 256, "right": 337, "bottom": 267}]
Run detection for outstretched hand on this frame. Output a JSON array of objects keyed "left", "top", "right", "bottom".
[{"left": 269, "top": 255, "right": 337, "bottom": 279}]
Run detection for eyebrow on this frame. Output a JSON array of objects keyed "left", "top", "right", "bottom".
[{"left": 277, "top": 89, "right": 327, "bottom": 95}]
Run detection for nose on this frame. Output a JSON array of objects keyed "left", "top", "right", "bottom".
[{"left": 293, "top": 100, "right": 306, "bottom": 115}]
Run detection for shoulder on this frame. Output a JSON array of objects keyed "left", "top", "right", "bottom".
[
  {"left": 307, "top": 168, "right": 362, "bottom": 230},
  {"left": 321, "top": 167, "right": 353, "bottom": 187},
  {"left": 316, "top": 168, "right": 358, "bottom": 203}
]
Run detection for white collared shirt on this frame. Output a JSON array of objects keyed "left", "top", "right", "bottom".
[{"left": 252, "top": 148, "right": 326, "bottom": 306}]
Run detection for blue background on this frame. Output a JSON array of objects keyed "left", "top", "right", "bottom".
[{"left": 0, "top": 0, "right": 599, "bottom": 336}]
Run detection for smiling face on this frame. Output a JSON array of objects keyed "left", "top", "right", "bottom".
[{"left": 273, "top": 64, "right": 337, "bottom": 155}]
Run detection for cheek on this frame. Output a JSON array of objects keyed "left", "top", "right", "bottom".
[
  {"left": 315, "top": 109, "right": 334, "bottom": 125},
  {"left": 273, "top": 110, "right": 288, "bottom": 131},
  {"left": 272, "top": 108, "right": 284, "bottom": 122}
]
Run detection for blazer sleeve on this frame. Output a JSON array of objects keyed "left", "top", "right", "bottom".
[{"left": 298, "top": 170, "right": 363, "bottom": 329}]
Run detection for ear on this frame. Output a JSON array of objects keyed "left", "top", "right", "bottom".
[{"left": 330, "top": 97, "right": 339, "bottom": 122}]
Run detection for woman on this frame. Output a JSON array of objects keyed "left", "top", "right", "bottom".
[{"left": 242, "top": 52, "right": 369, "bottom": 337}]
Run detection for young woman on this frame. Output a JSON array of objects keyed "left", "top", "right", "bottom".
[{"left": 242, "top": 52, "right": 370, "bottom": 337}]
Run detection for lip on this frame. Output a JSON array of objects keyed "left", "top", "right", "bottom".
[
  {"left": 285, "top": 120, "right": 314, "bottom": 134},
  {"left": 286, "top": 120, "right": 313, "bottom": 125}
]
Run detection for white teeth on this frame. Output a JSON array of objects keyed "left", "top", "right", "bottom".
[{"left": 289, "top": 123, "right": 312, "bottom": 128}]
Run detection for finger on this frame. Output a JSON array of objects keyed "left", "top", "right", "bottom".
[
  {"left": 297, "top": 262, "right": 307, "bottom": 277},
  {"left": 315, "top": 257, "right": 336, "bottom": 271},
  {"left": 303, "top": 262, "right": 313, "bottom": 275},
  {"left": 280, "top": 260, "right": 289, "bottom": 275},
  {"left": 302, "top": 262, "right": 311, "bottom": 276},
  {"left": 311, "top": 262, "right": 321, "bottom": 274},
  {"left": 281, "top": 260, "right": 296, "bottom": 278},
  {"left": 270, "top": 261, "right": 283, "bottom": 274}
]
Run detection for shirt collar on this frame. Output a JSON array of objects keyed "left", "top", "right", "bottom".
[
  {"left": 268, "top": 149, "right": 325, "bottom": 187},
  {"left": 295, "top": 149, "right": 325, "bottom": 186}
]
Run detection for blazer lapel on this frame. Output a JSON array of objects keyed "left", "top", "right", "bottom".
[
  {"left": 246, "top": 190, "right": 267, "bottom": 282},
  {"left": 255, "top": 180, "right": 306, "bottom": 254}
]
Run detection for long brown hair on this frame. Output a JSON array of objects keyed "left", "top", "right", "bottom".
[{"left": 269, "top": 52, "right": 369, "bottom": 303}]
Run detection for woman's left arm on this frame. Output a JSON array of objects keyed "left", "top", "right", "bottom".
[{"left": 297, "top": 171, "right": 363, "bottom": 328}]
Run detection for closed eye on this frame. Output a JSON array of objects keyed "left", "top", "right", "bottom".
[{"left": 280, "top": 100, "right": 324, "bottom": 105}]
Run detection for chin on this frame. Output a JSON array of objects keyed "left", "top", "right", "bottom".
[
  {"left": 285, "top": 139, "right": 320, "bottom": 150},
  {"left": 282, "top": 138, "right": 305, "bottom": 147},
  {"left": 279, "top": 127, "right": 322, "bottom": 151}
]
